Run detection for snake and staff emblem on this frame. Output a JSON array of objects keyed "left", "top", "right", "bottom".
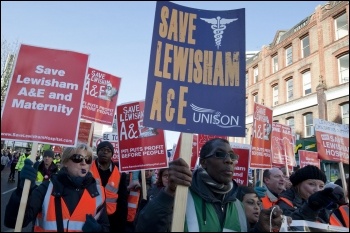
[{"left": 200, "top": 16, "right": 237, "bottom": 49}]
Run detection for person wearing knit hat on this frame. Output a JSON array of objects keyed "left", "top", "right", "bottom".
[
  {"left": 34, "top": 149, "right": 58, "bottom": 185},
  {"left": 289, "top": 165, "right": 327, "bottom": 187},
  {"left": 276, "top": 165, "right": 343, "bottom": 225},
  {"left": 96, "top": 141, "right": 114, "bottom": 155},
  {"left": 90, "top": 141, "right": 127, "bottom": 232}
]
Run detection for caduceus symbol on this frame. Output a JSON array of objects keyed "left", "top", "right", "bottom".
[{"left": 200, "top": 16, "right": 237, "bottom": 49}]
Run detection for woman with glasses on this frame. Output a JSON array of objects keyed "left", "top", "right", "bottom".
[
  {"left": 135, "top": 138, "right": 283, "bottom": 232},
  {"left": 4, "top": 143, "right": 110, "bottom": 232}
]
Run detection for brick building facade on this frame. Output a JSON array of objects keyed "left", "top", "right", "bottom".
[{"left": 238, "top": 1, "right": 348, "bottom": 145}]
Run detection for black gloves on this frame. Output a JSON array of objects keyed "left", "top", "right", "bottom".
[
  {"left": 307, "top": 187, "right": 342, "bottom": 211},
  {"left": 19, "top": 159, "right": 37, "bottom": 189},
  {"left": 82, "top": 214, "right": 102, "bottom": 232}
]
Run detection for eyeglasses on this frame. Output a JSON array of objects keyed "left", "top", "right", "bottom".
[
  {"left": 204, "top": 151, "right": 239, "bottom": 161},
  {"left": 69, "top": 154, "right": 93, "bottom": 164},
  {"left": 99, "top": 148, "right": 112, "bottom": 153}
]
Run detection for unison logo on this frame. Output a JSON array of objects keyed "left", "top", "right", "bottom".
[{"left": 190, "top": 103, "right": 240, "bottom": 128}]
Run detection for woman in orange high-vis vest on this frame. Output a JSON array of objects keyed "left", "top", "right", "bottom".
[{"left": 4, "top": 143, "right": 109, "bottom": 232}]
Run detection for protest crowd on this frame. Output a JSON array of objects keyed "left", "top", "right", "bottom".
[
  {"left": 1, "top": 1, "right": 349, "bottom": 232},
  {"left": 2, "top": 138, "right": 348, "bottom": 232}
]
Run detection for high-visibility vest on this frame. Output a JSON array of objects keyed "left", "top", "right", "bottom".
[
  {"left": 34, "top": 181, "right": 105, "bottom": 232},
  {"left": 127, "top": 173, "right": 141, "bottom": 222},
  {"left": 15, "top": 154, "right": 29, "bottom": 171},
  {"left": 329, "top": 205, "right": 349, "bottom": 228},
  {"left": 90, "top": 161, "right": 120, "bottom": 215},
  {"left": 261, "top": 186, "right": 279, "bottom": 209},
  {"left": 278, "top": 197, "right": 294, "bottom": 208},
  {"left": 185, "top": 190, "right": 247, "bottom": 232}
]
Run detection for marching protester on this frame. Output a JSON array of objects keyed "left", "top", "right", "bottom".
[
  {"left": 1, "top": 149, "right": 10, "bottom": 171},
  {"left": 53, "top": 153, "right": 62, "bottom": 169},
  {"left": 15, "top": 147, "right": 31, "bottom": 189},
  {"left": 255, "top": 168, "right": 286, "bottom": 209},
  {"left": 135, "top": 138, "right": 283, "bottom": 232},
  {"left": 236, "top": 186, "right": 262, "bottom": 230},
  {"left": 147, "top": 168, "right": 169, "bottom": 201},
  {"left": 90, "top": 141, "right": 128, "bottom": 232},
  {"left": 8, "top": 151, "right": 19, "bottom": 182},
  {"left": 34, "top": 149, "right": 59, "bottom": 185},
  {"left": 4, "top": 143, "right": 109, "bottom": 232},
  {"left": 277, "top": 165, "right": 344, "bottom": 223}
]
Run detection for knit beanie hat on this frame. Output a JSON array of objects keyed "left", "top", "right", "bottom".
[
  {"left": 43, "top": 149, "right": 54, "bottom": 158},
  {"left": 290, "top": 165, "right": 327, "bottom": 186},
  {"left": 97, "top": 141, "right": 114, "bottom": 154}
]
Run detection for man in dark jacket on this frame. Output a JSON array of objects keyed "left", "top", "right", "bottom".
[{"left": 135, "top": 138, "right": 283, "bottom": 232}]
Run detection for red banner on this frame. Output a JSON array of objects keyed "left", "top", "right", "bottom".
[
  {"left": 117, "top": 101, "right": 168, "bottom": 172},
  {"left": 230, "top": 142, "right": 250, "bottom": 186},
  {"left": 81, "top": 67, "right": 122, "bottom": 125},
  {"left": 314, "top": 118, "right": 349, "bottom": 164},
  {"left": 299, "top": 150, "right": 320, "bottom": 169},
  {"left": 197, "top": 134, "right": 228, "bottom": 157},
  {"left": 271, "top": 123, "right": 296, "bottom": 168},
  {"left": 249, "top": 103, "right": 273, "bottom": 169},
  {"left": 1, "top": 44, "right": 89, "bottom": 146}
]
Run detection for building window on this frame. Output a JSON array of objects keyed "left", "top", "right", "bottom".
[
  {"left": 272, "top": 55, "right": 278, "bottom": 73},
  {"left": 272, "top": 84, "right": 279, "bottom": 106},
  {"left": 285, "top": 46, "right": 293, "bottom": 66},
  {"left": 301, "top": 35, "right": 310, "bottom": 58},
  {"left": 253, "top": 93, "right": 258, "bottom": 103},
  {"left": 335, "top": 13, "right": 348, "bottom": 40},
  {"left": 246, "top": 72, "right": 249, "bottom": 87},
  {"left": 304, "top": 113, "right": 314, "bottom": 137},
  {"left": 253, "top": 66, "right": 258, "bottom": 83},
  {"left": 341, "top": 103, "right": 349, "bottom": 125},
  {"left": 286, "top": 117, "right": 295, "bottom": 134},
  {"left": 302, "top": 71, "right": 311, "bottom": 96},
  {"left": 286, "top": 78, "right": 293, "bottom": 101},
  {"left": 338, "top": 54, "right": 349, "bottom": 84}
]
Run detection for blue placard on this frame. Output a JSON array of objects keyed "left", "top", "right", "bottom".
[{"left": 144, "top": 1, "right": 246, "bottom": 137}]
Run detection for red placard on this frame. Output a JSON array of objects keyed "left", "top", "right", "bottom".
[
  {"left": 117, "top": 101, "right": 168, "bottom": 172},
  {"left": 271, "top": 123, "right": 296, "bottom": 168},
  {"left": 1, "top": 44, "right": 89, "bottom": 146},
  {"left": 249, "top": 103, "right": 273, "bottom": 169},
  {"left": 197, "top": 134, "right": 228, "bottom": 156},
  {"left": 81, "top": 67, "right": 122, "bottom": 125},
  {"left": 314, "top": 119, "right": 349, "bottom": 164},
  {"left": 171, "top": 133, "right": 198, "bottom": 170},
  {"left": 299, "top": 150, "right": 320, "bottom": 169},
  {"left": 231, "top": 142, "right": 250, "bottom": 186},
  {"left": 77, "top": 122, "right": 93, "bottom": 145}
]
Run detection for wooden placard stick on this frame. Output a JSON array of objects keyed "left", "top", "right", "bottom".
[
  {"left": 338, "top": 162, "right": 348, "bottom": 203},
  {"left": 171, "top": 133, "right": 193, "bottom": 232},
  {"left": 15, "top": 142, "right": 38, "bottom": 232},
  {"left": 141, "top": 169, "right": 147, "bottom": 200}
]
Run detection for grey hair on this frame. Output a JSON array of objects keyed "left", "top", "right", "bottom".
[{"left": 60, "top": 143, "right": 93, "bottom": 168}]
